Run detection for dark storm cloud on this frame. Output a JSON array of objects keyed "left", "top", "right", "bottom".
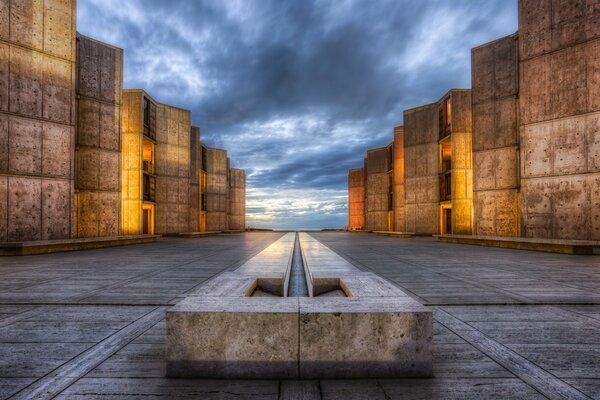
[{"left": 78, "top": 0, "right": 518, "bottom": 229}]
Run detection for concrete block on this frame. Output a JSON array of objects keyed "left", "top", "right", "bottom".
[
  {"left": 9, "top": 0, "right": 44, "bottom": 50},
  {"left": 9, "top": 46, "right": 43, "bottom": 118},
  {"left": 587, "top": 40, "right": 600, "bottom": 111},
  {"left": 473, "top": 189, "right": 520, "bottom": 237},
  {"left": 166, "top": 297, "right": 299, "bottom": 379},
  {"left": 99, "top": 102, "right": 119, "bottom": 151},
  {"left": 493, "top": 35, "right": 518, "bottom": 98},
  {"left": 550, "top": 46, "right": 587, "bottom": 120},
  {"left": 98, "top": 150, "right": 120, "bottom": 191},
  {"left": 0, "top": 113, "right": 7, "bottom": 173},
  {"left": 553, "top": 115, "right": 587, "bottom": 175},
  {"left": 0, "top": 175, "right": 7, "bottom": 241},
  {"left": 98, "top": 192, "right": 120, "bottom": 237},
  {"left": 42, "top": 121, "right": 71, "bottom": 178},
  {"left": 43, "top": 2, "right": 73, "bottom": 60},
  {"left": 0, "top": 43, "right": 8, "bottom": 111},
  {"left": 519, "top": 0, "right": 552, "bottom": 59},
  {"left": 8, "top": 176, "right": 41, "bottom": 241},
  {"left": 41, "top": 178, "right": 70, "bottom": 239},
  {"left": 298, "top": 297, "right": 432, "bottom": 379},
  {"left": 99, "top": 45, "right": 117, "bottom": 103},
  {"left": 0, "top": 0, "right": 8, "bottom": 41},
  {"left": 77, "top": 97, "right": 99, "bottom": 147},
  {"left": 76, "top": 147, "right": 98, "bottom": 189},
  {"left": 8, "top": 116, "right": 41, "bottom": 174},
  {"left": 472, "top": 44, "right": 494, "bottom": 104},
  {"left": 76, "top": 191, "right": 97, "bottom": 237},
  {"left": 587, "top": 112, "right": 600, "bottom": 172},
  {"left": 591, "top": 176, "right": 600, "bottom": 239},
  {"left": 520, "top": 56, "right": 551, "bottom": 125},
  {"left": 521, "top": 123, "right": 552, "bottom": 177}
]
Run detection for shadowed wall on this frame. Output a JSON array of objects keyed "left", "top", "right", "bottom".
[
  {"left": 75, "top": 34, "right": 123, "bottom": 238},
  {"left": 0, "top": 0, "right": 76, "bottom": 241}
]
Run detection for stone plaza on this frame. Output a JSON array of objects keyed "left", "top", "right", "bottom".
[{"left": 0, "top": 232, "right": 599, "bottom": 399}]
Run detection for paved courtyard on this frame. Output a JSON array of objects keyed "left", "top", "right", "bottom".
[{"left": 0, "top": 232, "right": 599, "bottom": 399}]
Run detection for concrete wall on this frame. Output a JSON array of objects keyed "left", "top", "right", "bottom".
[
  {"left": 189, "top": 126, "right": 200, "bottom": 232},
  {"left": 365, "top": 147, "right": 390, "bottom": 231},
  {"left": 471, "top": 34, "right": 521, "bottom": 237},
  {"left": 518, "top": 0, "right": 600, "bottom": 240},
  {"left": 75, "top": 34, "right": 122, "bottom": 238},
  {"left": 403, "top": 104, "right": 439, "bottom": 234},
  {"left": 0, "top": 0, "right": 76, "bottom": 241},
  {"left": 448, "top": 90, "right": 473, "bottom": 235},
  {"left": 348, "top": 168, "right": 365, "bottom": 230},
  {"left": 393, "top": 126, "right": 405, "bottom": 232},
  {"left": 205, "top": 147, "right": 229, "bottom": 232},
  {"left": 228, "top": 168, "right": 246, "bottom": 231},
  {"left": 155, "top": 104, "right": 191, "bottom": 234}
]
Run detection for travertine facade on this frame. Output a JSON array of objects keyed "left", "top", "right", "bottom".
[
  {"left": 0, "top": 0, "right": 76, "bottom": 241},
  {"left": 228, "top": 168, "right": 246, "bottom": 231},
  {"left": 347, "top": 168, "right": 365, "bottom": 230},
  {"left": 75, "top": 34, "right": 123, "bottom": 238}
]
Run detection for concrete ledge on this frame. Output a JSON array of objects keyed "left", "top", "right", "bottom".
[
  {"left": 168, "top": 232, "right": 220, "bottom": 238},
  {"left": 438, "top": 234, "right": 600, "bottom": 255},
  {"left": 0, "top": 235, "right": 160, "bottom": 256},
  {"left": 221, "top": 230, "right": 247, "bottom": 234},
  {"left": 348, "top": 230, "right": 371, "bottom": 234},
  {"left": 373, "top": 231, "right": 415, "bottom": 238}
]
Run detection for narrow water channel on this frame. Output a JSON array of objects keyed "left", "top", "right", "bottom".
[{"left": 287, "top": 232, "right": 308, "bottom": 297}]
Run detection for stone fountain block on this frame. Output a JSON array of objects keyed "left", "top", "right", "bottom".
[
  {"left": 166, "top": 296, "right": 299, "bottom": 379},
  {"left": 298, "top": 297, "right": 433, "bottom": 379}
]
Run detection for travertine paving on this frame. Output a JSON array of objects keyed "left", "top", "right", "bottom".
[{"left": 0, "top": 232, "right": 599, "bottom": 399}]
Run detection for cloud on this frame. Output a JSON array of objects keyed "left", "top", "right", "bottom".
[{"left": 77, "top": 0, "right": 518, "bottom": 230}]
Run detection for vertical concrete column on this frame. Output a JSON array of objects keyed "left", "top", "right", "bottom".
[
  {"left": 0, "top": 0, "right": 77, "bottom": 241},
  {"left": 393, "top": 126, "right": 405, "bottom": 232},
  {"left": 365, "top": 147, "right": 391, "bottom": 231},
  {"left": 228, "top": 168, "right": 246, "bottom": 231},
  {"left": 205, "top": 147, "right": 229, "bottom": 232},
  {"left": 448, "top": 90, "right": 473, "bottom": 235},
  {"left": 189, "top": 126, "right": 200, "bottom": 232},
  {"left": 403, "top": 104, "right": 440, "bottom": 234},
  {"left": 155, "top": 105, "right": 191, "bottom": 234},
  {"left": 471, "top": 34, "right": 520, "bottom": 237},
  {"left": 75, "top": 35, "right": 123, "bottom": 238},
  {"left": 348, "top": 168, "right": 365, "bottom": 230}
]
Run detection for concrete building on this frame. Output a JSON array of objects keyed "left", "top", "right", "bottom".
[
  {"left": 347, "top": 168, "right": 365, "bottom": 230},
  {"left": 471, "top": 0, "right": 600, "bottom": 240},
  {"left": 0, "top": 0, "right": 245, "bottom": 244},
  {"left": 351, "top": 89, "right": 472, "bottom": 236},
  {"left": 229, "top": 168, "right": 246, "bottom": 231}
]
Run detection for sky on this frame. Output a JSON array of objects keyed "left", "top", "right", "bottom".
[{"left": 77, "top": 0, "right": 518, "bottom": 230}]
